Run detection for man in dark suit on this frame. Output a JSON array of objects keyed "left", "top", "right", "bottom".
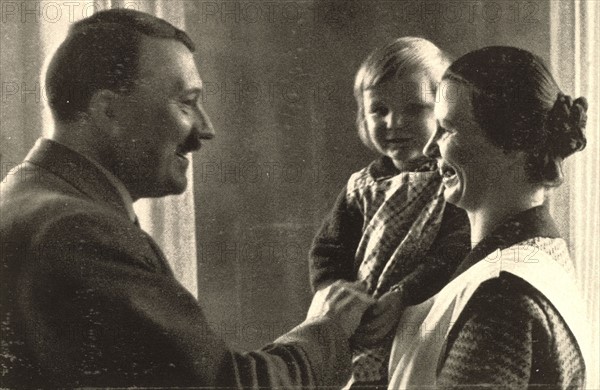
[{"left": 0, "top": 9, "right": 372, "bottom": 388}]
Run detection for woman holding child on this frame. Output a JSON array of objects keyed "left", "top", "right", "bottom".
[
  {"left": 387, "top": 46, "right": 590, "bottom": 388},
  {"left": 308, "top": 41, "right": 590, "bottom": 388}
]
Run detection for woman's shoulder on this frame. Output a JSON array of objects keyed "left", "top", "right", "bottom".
[
  {"left": 464, "top": 271, "right": 575, "bottom": 331},
  {"left": 467, "top": 272, "right": 561, "bottom": 319},
  {"left": 442, "top": 272, "right": 585, "bottom": 387},
  {"left": 460, "top": 272, "right": 583, "bottom": 367}
]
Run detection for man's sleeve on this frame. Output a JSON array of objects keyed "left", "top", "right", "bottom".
[
  {"left": 309, "top": 185, "right": 363, "bottom": 292},
  {"left": 20, "top": 211, "right": 351, "bottom": 388}
]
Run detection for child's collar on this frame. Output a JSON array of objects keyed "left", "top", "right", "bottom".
[{"left": 368, "top": 155, "right": 437, "bottom": 181}]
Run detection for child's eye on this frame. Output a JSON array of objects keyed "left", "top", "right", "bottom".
[
  {"left": 403, "top": 103, "right": 432, "bottom": 116},
  {"left": 369, "top": 105, "right": 388, "bottom": 116}
]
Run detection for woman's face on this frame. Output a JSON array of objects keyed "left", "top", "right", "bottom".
[
  {"left": 363, "top": 72, "right": 436, "bottom": 169},
  {"left": 424, "top": 79, "right": 515, "bottom": 211}
]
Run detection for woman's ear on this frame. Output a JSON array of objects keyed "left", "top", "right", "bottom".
[
  {"left": 501, "top": 148, "right": 525, "bottom": 165},
  {"left": 505, "top": 149, "right": 533, "bottom": 184}
]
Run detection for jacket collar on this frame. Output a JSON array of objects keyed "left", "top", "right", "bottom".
[
  {"left": 450, "top": 205, "right": 561, "bottom": 281},
  {"left": 25, "top": 138, "right": 131, "bottom": 221}
]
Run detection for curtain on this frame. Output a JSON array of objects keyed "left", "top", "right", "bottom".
[
  {"left": 1, "top": 0, "right": 198, "bottom": 297},
  {"left": 550, "top": 1, "right": 599, "bottom": 388}
]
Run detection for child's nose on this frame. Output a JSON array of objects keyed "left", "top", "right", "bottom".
[{"left": 384, "top": 111, "right": 403, "bottom": 129}]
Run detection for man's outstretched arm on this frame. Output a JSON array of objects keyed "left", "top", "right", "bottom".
[{"left": 19, "top": 210, "right": 371, "bottom": 388}]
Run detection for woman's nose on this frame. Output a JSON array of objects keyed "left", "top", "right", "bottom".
[{"left": 423, "top": 128, "right": 441, "bottom": 158}]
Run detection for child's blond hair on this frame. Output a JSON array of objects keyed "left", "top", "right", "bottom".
[{"left": 354, "top": 37, "right": 451, "bottom": 151}]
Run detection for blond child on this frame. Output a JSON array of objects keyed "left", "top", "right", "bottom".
[{"left": 308, "top": 37, "right": 470, "bottom": 388}]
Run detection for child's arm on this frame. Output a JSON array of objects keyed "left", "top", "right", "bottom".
[{"left": 309, "top": 186, "right": 363, "bottom": 293}]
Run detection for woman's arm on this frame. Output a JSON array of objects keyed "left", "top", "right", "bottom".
[
  {"left": 437, "top": 273, "right": 585, "bottom": 388},
  {"left": 437, "top": 276, "right": 533, "bottom": 388}
]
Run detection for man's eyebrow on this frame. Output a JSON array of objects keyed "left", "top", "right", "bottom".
[
  {"left": 174, "top": 79, "right": 203, "bottom": 95},
  {"left": 183, "top": 87, "right": 203, "bottom": 96}
]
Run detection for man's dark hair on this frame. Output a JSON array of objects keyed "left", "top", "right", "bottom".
[{"left": 45, "top": 9, "right": 195, "bottom": 123}]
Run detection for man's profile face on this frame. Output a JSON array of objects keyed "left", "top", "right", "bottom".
[{"left": 109, "top": 36, "right": 214, "bottom": 199}]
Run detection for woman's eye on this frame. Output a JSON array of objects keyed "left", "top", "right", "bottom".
[{"left": 440, "top": 126, "right": 454, "bottom": 137}]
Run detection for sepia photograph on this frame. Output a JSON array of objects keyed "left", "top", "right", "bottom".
[{"left": 1, "top": 0, "right": 598, "bottom": 388}]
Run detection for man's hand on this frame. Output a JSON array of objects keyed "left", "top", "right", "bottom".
[
  {"left": 306, "top": 280, "right": 375, "bottom": 339},
  {"left": 351, "top": 289, "right": 405, "bottom": 348}
]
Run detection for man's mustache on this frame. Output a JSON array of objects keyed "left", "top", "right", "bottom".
[{"left": 179, "top": 132, "right": 202, "bottom": 154}]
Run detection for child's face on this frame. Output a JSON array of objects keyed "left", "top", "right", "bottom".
[{"left": 363, "top": 72, "right": 437, "bottom": 169}]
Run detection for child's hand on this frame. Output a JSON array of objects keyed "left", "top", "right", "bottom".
[
  {"left": 351, "top": 289, "right": 405, "bottom": 348},
  {"left": 306, "top": 280, "right": 375, "bottom": 339}
]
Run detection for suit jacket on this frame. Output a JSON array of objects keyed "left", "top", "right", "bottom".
[{"left": 0, "top": 138, "right": 351, "bottom": 388}]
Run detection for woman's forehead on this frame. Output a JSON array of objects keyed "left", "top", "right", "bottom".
[{"left": 435, "top": 80, "right": 476, "bottom": 125}]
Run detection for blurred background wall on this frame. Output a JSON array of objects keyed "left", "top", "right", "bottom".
[
  {"left": 188, "top": 0, "right": 557, "bottom": 345},
  {"left": 1, "top": 1, "right": 597, "bottom": 385},
  {"left": 188, "top": 4, "right": 598, "bottom": 386}
]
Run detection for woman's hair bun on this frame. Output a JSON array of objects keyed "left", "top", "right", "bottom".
[{"left": 546, "top": 93, "right": 588, "bottom": 158}]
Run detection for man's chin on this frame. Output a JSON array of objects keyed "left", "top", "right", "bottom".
[
  {"left": 137, "top": 179, "right": 187, "bottom": 199},
  {"left": 163, "top": 179, "right": 188, "bottom": 196}
]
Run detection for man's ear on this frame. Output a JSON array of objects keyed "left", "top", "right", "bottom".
[{"left": 87, "top": 89, "right": 120, "bottom": 134}]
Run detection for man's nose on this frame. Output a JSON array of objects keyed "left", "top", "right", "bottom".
[
  {"left": 185, "top": 105, "right": 215, "bottom": 152},
  {"left": 423, "top": 127, "right": 442, "bottom": 158},
  {"left": 195, "top": 105, "right": 215, "bottom": 140}
]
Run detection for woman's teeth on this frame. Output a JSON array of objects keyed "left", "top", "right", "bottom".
[
  {"left": 443, "top": 168, "right": 454, "bottom": 178},
  {"left": 439, "top": 164, "right": 457, "bottom": 179}
]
